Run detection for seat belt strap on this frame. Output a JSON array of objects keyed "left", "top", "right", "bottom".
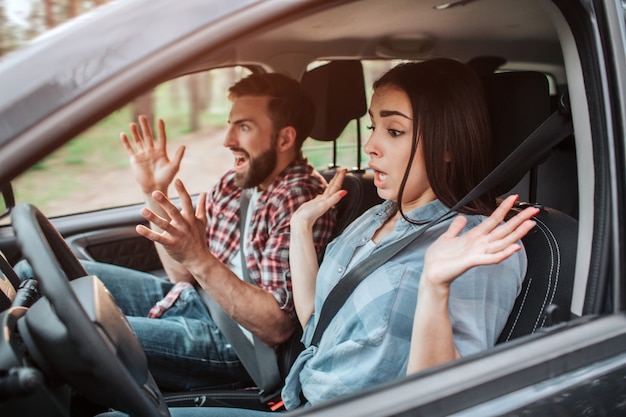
[
  {"left": 200, "top": 189, "right": 282, "bottom": 401},
  {"left": 310, "top": 108, "right": 574, "bottom": 348}
]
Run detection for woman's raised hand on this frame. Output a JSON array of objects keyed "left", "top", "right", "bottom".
[
  {"left": 421, "top": 195, "right": 540, "bottom": 291},
  {"left": 290, "top": 168, "right": 348, "bottom": 230}
]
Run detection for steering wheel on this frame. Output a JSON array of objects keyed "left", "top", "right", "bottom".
[{"left": 12, "top": 203, "right": 170, "bottom": 417}]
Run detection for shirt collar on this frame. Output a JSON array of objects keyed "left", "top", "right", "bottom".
[{"left": 376, "top": 199, "right": 451, "bottom": 231}]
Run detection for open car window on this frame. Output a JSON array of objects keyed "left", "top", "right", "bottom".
[
  {"left": 8, "top": 61, "right": 399, "bottom": 220},
  {"left": 9, "top": 66, "right": 252, "bottom": 219}
]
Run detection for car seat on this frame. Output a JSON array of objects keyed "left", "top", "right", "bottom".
[
  {"left": 301, "top": 60, "right": 383, "bottom": 238},
  {"left": 480, "top": 70, "right": 578, "bottom": 342},
  {"left": 302, "top": 61, "right": 579, "bottom": 342}
]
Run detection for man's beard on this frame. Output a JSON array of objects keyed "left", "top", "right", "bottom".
[{"left": 234, "top": 145, "right": 278, "bottom": 189}]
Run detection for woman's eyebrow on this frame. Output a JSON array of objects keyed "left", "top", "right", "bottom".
[
  {"left": 368, "top": 109, "right": 412, "bottom": 120},
  {"left": 380, "top": 110, "right": 412, "bottom": 119}
]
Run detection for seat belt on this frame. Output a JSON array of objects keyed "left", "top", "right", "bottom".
[
  {"left": 311, "top": 107, "right": 574, "bottom": 347},
  {"left": 199, "top": 189, "right": 282, "bottom": 402}
]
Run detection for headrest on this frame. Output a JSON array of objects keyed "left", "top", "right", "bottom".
[
  {"left": 483, "top": 71, "right": 551, "bottom": 194},
  {"left": 301, "top": 61, "right": 367, "bottom": 141}
]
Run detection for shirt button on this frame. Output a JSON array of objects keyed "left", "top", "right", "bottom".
[
  {"left": 217, "top": 213, "right": 224, "bottom": 219},
  {"left": 337, "top": 267, "right": 344, "bottom": 273}
]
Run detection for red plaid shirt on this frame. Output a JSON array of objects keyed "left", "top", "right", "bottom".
[{"left": 205, "top": 158, "right": 336, "bottom": 315}]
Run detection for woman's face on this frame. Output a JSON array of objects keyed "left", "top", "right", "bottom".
[{"left": 364, "top": 85, "right": 435, "bottom": 210}]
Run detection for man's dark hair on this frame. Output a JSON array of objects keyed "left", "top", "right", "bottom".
[{"left": 228, "top": 73, "right": 315, "bottom": 151}]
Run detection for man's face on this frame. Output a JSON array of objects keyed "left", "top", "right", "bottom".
[{"left": 224, "top": 96, "right": 279, "bottom": 189}]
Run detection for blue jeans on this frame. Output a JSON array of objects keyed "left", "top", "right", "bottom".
[{"left": 14, "top": 260, "right": 252, "bottom": 392}]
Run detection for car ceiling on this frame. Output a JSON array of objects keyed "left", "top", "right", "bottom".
[{"left": 196, "top": 0, "right": 562, "bottom": 80}]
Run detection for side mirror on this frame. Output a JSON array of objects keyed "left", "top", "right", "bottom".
[{"left": 0, "top": 183, "right": 15, "bottom": 220}]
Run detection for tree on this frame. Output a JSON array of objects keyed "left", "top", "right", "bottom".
[
  {"left": 187, "top": 73, "right": 202, "bottom": 132},
  {"left": 43, "top": 0, "right": 56, "bottom": 29},
  {"left": 132, "top": 91, "right": 155, "bottom": 131},
  {"left": 69, "top": 0, "right": 80, "bottom": 18}
]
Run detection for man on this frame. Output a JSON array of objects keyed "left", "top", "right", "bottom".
[{"left": 73, "top": 73, "right": 336, "bottom": 391}]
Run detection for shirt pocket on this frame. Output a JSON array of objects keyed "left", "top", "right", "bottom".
[{"left": 329, "top": 262, "right": 408, "bottom": 347}]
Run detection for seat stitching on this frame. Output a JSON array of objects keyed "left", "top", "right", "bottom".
[
  {"left": 502, "top": 277, "right": 533, "bottom": 341},
  {"left": 530, "top": 219, "right": 555, "bottom": 333},
  {"left": 505, "top": 218, "right": 556, "bottom": 340},
  {"left": 536, "top": 217, "right": 561, "bottom": 329}
]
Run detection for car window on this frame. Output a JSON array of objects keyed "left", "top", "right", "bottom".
[
  {"left": 9, "top": 66, "right": 252, "bottom": 219},
  {"left": 5, "top": 60, "right": 562, "bottom": 222},
  {"left": 9, "top": 61, "right": 393, "bottom": 220}
]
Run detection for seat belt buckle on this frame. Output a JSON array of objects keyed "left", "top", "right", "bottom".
[
  {"left": 268, "top": 399, "right": 285, "bottom": 412},
  {"left": 259, "top": 387, "right": 283, "bottom": 408}
]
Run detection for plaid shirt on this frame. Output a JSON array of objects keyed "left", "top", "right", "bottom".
[{"left": 205, "top": 158, "right": 336, "bottom": 315}]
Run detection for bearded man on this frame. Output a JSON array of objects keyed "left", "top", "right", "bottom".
[{"left": 47, "top": 73, "right": 336, "bottom": 391}]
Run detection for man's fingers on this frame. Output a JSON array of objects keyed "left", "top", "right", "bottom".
[
  {"left": 136, "top": 223, "right": 172, "bottom": 245},
  {"left": 129, "top": 122, "right": 146, "bottom": 150},
  {"left": 196, "top": 192, "right": 207, "bottom": 221},
  {"left": 140, "top": 207, "right": 171, "bottom": 230},
  {"left": 174, "top": 179, "right": 195, "bottom": 217},
  {"left": 135, "top": 224, "right": 155, "bottom": 239},
  {"left": 138, "top": 115, "right": 155, "bottom": 149},
  {"left": 152, "top": 190, "right": 185, "bottom": 224},
  {"left": 156, "top": 119, "right": 167, "bottom": 149},
  {"left": 120, "top": 132, "right": 136, "bottom": 157},
  {"left": 172, "top": 145, "right": 186, "bottom": 169}
]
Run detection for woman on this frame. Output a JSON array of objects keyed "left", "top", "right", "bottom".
[
  {"left": 98, "top": 58, "right": 538, "bottom": 417},
  {"left": 283, "top": 58, "right": 537, "bottom": 408}
]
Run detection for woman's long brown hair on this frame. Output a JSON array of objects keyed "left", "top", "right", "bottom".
[{"left": 373, "top": 58, "right": 497, "bottom": 221}]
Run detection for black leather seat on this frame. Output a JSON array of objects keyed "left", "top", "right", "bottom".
[
  {"left": 480, "top": 70, "right": 578, "bottom": 342},
  {"left": 498, "top": 205, "right": 577, "bottom": 342},
  {"left": 303, "top": 62, "right": 579, "bottom": 343},
  {"left": 301, "top": 60, "right": 383, "bottom": 238},
  {"left": 483, "top": 70, "right": 579, "bottom": 219}
]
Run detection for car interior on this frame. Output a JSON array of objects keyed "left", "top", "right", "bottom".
[
  {"left": 0, "top": 0, "right": 609, "bottom": 415},
  {"left": 159, "top": 49, "right": 579, "bottom": 408}
]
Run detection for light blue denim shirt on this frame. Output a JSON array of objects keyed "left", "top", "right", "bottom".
[{"left": 282, "top": 200, "right": 527, "bottom": 409}]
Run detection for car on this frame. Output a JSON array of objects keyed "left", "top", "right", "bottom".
[{"left": 1, "top": 0, "right": 625, "bottom": 416}]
